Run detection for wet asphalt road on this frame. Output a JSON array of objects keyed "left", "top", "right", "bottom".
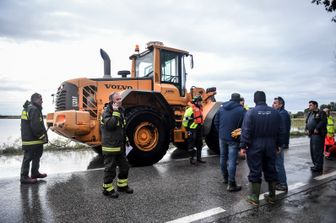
[{"left": 1, "top": 137, "right": 336, "bottom": 223}]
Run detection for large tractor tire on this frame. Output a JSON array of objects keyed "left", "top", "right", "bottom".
[
  {"left": 126, "top": 107, "right": 170, "bottom": 166},
  {"left": 205, "top": 121, "right": 219, "bottom": 154}
]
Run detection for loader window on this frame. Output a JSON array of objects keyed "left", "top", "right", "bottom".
[
  {"left": 160, "top": 50, "right": 185, "bottom": 96},
  {"left": 161, "top": 52, "right": 179, "bottom": 84},
  {"left": 136, "top": 51, "right": 153, "bottom": 78}
]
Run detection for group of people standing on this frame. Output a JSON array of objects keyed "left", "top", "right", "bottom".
[
  {"left": 182, "top": 90, "right": 291, "bottom": 205},
  {"left": 213, "top": 91, "right": 291, "bottom": 205},
  {"left": 19, "top": 91, "right": 333, "bottom": 206}
]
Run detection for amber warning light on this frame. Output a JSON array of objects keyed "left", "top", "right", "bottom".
[{"left": 135, "top": 44, "right": 139, "bottom": 53}]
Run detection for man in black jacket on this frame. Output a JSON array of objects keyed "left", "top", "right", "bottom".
[
  {"left": 20, "top": 93, "right": 48, "bottom": 184},
  {"left": 305, "top": 100, "right": 327, "bottom": 172},
  {"left": 101, "top": 92, "right": 133, "bottom": 198}
]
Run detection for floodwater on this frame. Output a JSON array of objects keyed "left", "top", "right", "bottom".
[
  {"left": 0, "top": 119, "right": 309, "bottom": 179},
  {"left": 0, "top": 119, "right": 68, "bottom": 148},
  {"left": 0, "top": 119, "right": 99, "bottom": 179}
]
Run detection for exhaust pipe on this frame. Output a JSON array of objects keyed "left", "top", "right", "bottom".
[{"left": 100, "top": 49, "right": 111, "bottom": 78}]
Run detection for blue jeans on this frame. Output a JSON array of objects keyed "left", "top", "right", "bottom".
[
  {"left": 275, "top": 148, "right": 287, "bottom": 187},
  {"left": 219, "top": 139, "right": 239, "bottom": 183}
]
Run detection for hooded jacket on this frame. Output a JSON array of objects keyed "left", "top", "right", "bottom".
[
  {"left": 20, "top": 100, "right": 47, "bottom": 146},
  {"left": 214, "top": 100, "right": 245, "bottom": 142}
]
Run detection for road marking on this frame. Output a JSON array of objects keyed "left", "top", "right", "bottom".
[
  {"left": 259, "top": 182, "right": 307, "bottom": 200},
  {"left": 166, "top": 207, "right": 226, "bottom": 223},
  {"left": 314, "top": 170, "right": 336, "bottom": 181}
]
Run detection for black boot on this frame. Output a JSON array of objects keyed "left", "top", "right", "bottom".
[
  {"left": 197, "top": 159, "right": 206, "bottom": 164},
  {"left": 20, "top": 176, "right": 37, "bottom": 184},
  {"left": 31, "top": 172, "right": 47, "bottom": 179},
  {"left": 102, "top": 189, "right": 119, "bottom": 198},
  {"left": 117, "top": 185, "right": 134, "bottom": 194},
  {"left": 190, "top": 158, "right": 196, "bottom": 165},
  {"left": 227, "top": 181, "right": 242, "bottom": 192}
]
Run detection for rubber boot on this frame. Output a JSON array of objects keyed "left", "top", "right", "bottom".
[
  {"left": 246, "top": 183, "right": 261, "bottom": 206},
  {"left": 264, "top": 182, "right": 276, "bottom": 204}
]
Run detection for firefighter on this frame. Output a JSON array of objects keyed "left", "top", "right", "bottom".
[
  {"left": 305, "top": 100, "right": 327, "bottom": 172},
  {"left": 20, "top": 93, "right": 48, "bottom": 184},
  {"left": 101, "top": 92, "right": 133, "bottom": 198},
  {"left": 323, "top": 108, "right": 335, "bottom": 159},
  {"left": 183, "top": 95, "right": 205, "bottom": 165},
  {"left": 240, "top": 91, "right": 285, "bottom": 205}
]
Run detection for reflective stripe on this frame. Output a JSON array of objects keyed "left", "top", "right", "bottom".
[
  {"left": 190, "top": 122, "right": 198, "bottom": 129},
  {"left": 38, "top": 134, "right": 46, "bottom": 140},
  {"left": 22, "top": 140, "right": 45, "bottom": 145},
  {"left": 183, "top": 107, "right": 193, "bottom": 128},
  {"left": 327, "top": 116, "right": 334, "bottom": 135},
  {"left": 117, "top": 179, "right": 128, "bottom": 187},
  {"left": 103, "top": 183, "right": 114, "bottom": 191},
  {"left": 21, "top": 111, "right": 28, "bottom": 120},
  {"left": 102, "top": 146, "right": 121, "bottom": 152},
  {"left": 112, "top": 112, "right": 121, "bottom": 117}
]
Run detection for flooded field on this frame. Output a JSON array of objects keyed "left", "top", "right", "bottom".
[{"left": 0, "top": 119, "right": 310, "bottom": 179}]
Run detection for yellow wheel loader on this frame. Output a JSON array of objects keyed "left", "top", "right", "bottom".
[{"left": 46, "top": 41, "right": 221, "bottom": 166}]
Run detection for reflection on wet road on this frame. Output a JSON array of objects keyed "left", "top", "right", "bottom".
[
  {"left": 0, "top": 137, "right": 310, "bottom": 179},
  {"left": 1, "top": 137, "right": 336, "bottom": 222}
]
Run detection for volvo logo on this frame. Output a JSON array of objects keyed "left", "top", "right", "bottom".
[{"left": 104, "top": 84, "right": 133, "bottom": 90}]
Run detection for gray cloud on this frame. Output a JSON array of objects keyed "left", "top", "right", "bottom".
[
  {"left": 0, "top": 77, "right": 29, "bottom": 92},
  {"left": 0, "top": 0, "right": 335, "bottom": 113}
]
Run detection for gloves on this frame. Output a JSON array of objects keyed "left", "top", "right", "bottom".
[{"left": 231, "top": 128, "right": 241, "bottom": 139}]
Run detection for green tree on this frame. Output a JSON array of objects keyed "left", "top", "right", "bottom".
[{"left": 312, "top": 0, "right": 336, "bottom": 22}]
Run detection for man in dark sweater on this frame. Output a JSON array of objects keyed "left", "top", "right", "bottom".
[{"left": 305, "top": 100, "right": 327, "bottom": 172}]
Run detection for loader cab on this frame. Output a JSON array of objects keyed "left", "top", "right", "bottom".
[{"left": 131, "top": 42, "right": 191, "bottom": 99}]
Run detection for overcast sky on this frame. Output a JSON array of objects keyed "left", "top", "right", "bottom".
[{"left": 0, "top": 0, "right": 335, "bottom": 115}]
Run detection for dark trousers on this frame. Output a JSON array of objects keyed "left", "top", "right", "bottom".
[
  {"left": 187, "top": 126, "right": 203, "bottom": 160},
  {"left": 103, "top": 153, "right": 129, "bottom": 184},
  {"left": 20, "top": 144, "right": 44, "bottom": 178},
  {"left": 246, "top": 139, "right": 277, "bottom": 183},
  {"left": 310, "top": 135, "right": 325, "bottom": 169}
]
